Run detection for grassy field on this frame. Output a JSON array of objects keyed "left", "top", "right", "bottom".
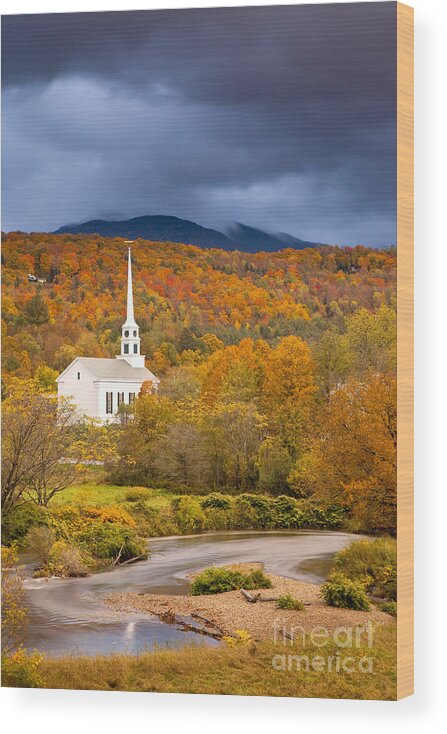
[
  {"left": 35, "top": 623, "right": 396, "bottom": 699},
  {"left": 52, "top": 480, "right": 175, "bottom": 511}
]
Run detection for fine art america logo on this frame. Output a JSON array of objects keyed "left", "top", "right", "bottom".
[{"left": 271, "top": 620, "right": 375, "bottom": 675}]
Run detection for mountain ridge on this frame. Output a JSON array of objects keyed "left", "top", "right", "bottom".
[{"left": 54, "top": 214, "right": 322, "bottom": 252}]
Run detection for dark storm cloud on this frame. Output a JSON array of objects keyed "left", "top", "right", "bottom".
[{"left": 1, "top": 3, "right": 396, "bottom": 246}]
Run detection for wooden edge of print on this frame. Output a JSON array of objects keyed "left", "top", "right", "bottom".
[{"left": 396, "top": 1, "right": 414, "bottom": 700}]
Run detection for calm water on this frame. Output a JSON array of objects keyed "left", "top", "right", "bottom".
[{"left": 23, "top": 530, "right": 359, "bottom": 657}]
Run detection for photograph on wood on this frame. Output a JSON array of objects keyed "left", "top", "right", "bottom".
[{"left": 1, "top": 1, "right": 413, "bottom": 699}]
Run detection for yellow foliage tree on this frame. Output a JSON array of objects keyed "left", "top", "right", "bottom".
[
  {"left": 311, "top": 374, "right": 397, "bottom": 532},
  {"left": 263, "top": 336, "right": 316, "bottom": 452}
]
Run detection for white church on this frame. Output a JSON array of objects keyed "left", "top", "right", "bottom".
[{"left": 56, "top": 248, "right": 159, "bottom": 422}]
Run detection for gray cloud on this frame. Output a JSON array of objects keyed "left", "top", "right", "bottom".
[{"left": 1, "top": 3, "right": 396, "bottom": 246}]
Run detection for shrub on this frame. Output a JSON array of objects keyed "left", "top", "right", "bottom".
[
  {"left": 126, "top": 501, "right": 178, "bottom": 537},
  {"left": 50, "top": 504, "right": 137, "bottom": 536},
  {"left": 2, "top": 502, "right": 50, "bottom": 544},
  {"left": 234, "top": 494, "right": 273, "bottom": 529},
  {"left": 25, "top": 526, "right": 55, "bottom": 567},
  {"left": 1, "top": 649, "right": 43, "bottom": 688},
  {"left": 76, "top": 522, "right": 147, "bottom": 563},
  {"left": 203, "top": 507, "right": 232, "bottom": 531},
  {"left": 172, "top": 496, "right": 206, "bottom": 534},
  {"left": 243, "top": 568, "right": 272, "bottom": 590},
  {"left": 81, "top": 505, "right": 136, "bottom": 527},
  {"left": 300, "top": 502, "right": 346, "bottom": 529},
  {"left": 223, "top": 630, "right": 252, "bottom": 646},
  {"left": 124, "top": 488, "right": 151, "bottom": 503},
  {"left": 233, "top": 495, "right": 257, "bottom": 528},
  {"left": 322, "top": 573, "right": 370, "bottom": 611},
  {"left": 201, "top": 493, "right": 231, "bottom": 511},
  {"left": 190, "top": 567, "right": 243, "bottom": 595},
  {"left": 276, "top": 593, "right": 304, "bottom": 611},
  {"left": 375, "top": 564, "right": 397, "bottom": 602},
  {"left": 1, "top": 545, "right": 28, "bottom": 654},
  {"left": 47, "top": 541, "right": 89, "bottom": 577},
  {"left": 332, "top": 538, "right": 397, "bottom": 600},
  {"left": 190, "top": 566, "right": 271, "bottom": 596},
  {"left": 379, "top": 601, "right": 397, "bottom": 617},
  {"left": 273, "top": 496, "right": 300, "bottom": 528}
]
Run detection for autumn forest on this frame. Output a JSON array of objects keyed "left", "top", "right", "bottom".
[{"left": 2, "top": 233, "right": 396, "bottom": 534}]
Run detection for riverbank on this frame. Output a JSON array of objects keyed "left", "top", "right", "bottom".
[
  {"left": 3, "top": 480, "right": 355, "bottom": 579},
  {"left": 107, "top": 564, "right": 393, "bottom": 642},
  {"left": 33, "top": 621, "right": 397, "bottom": 699},
  {"left": 5, "top": 538, "right": 397, "bottom": 697}
]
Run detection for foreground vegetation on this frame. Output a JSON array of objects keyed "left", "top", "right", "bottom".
[
  {"left": 322, "top": 539, "right": 397, "bottom": 612},
  {"left": 3, "top": 624, "right": 397, "bottom": 699},
  {"left": 330, "top": 538, "right": 397, "bottom": 601},
  {"left": 2, "top": 514, "right": 397, "bottom": 695}
]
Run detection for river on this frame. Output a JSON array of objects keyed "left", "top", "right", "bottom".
[{"left": 23, "top": 529, "right": 359, "bottom": 657}]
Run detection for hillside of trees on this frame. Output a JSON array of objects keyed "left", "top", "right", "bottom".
[{"left": 1, "top": 233, "right": 397, "bottom": 532}]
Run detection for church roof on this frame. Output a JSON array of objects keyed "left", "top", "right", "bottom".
[{"left": 65, "top": 357, "right": 159, "bottom": 383}]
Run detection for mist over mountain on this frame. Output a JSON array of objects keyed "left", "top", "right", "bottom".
[
  {"left": 54, "top": 215, "right": 321, "bottom": 252},
  {"left": 225, "top": 223, "right": 320, "bottom": 253}
]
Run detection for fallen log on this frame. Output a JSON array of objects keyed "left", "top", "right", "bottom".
[
  {"left": 117, "top": 554, "right": 147, "bottom": 566},
  {"left": 112, "top": 542, "right": 125, "bottom": 566},
  {"left": 191, "top": 613, "right": 225, "bottom": 634},
  {"left": 176, "top": 619, "right": 224, "bottom": 640},
  {"left": 241, "top": 589, "right": 279, "bottom": 603},
  {"left": 241, "top": 589, "right": 314, "bottom": 606}
]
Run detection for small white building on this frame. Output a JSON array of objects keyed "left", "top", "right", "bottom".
[{"left": 56, "top": 248, "right": 159, "bottom": 422}]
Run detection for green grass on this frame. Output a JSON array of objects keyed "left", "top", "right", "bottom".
[
  {"left": 331, "top": 538, "right": 397, "bottom": 601},
  {"left": 53, "top": 483, "right": 174, "bottom": 511},
  {"left": 23, "top": 623, "right": 396, "bottom": 699}
]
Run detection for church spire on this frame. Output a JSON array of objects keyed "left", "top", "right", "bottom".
[
  {"left": 117, "top": 247, "right": 145, "bottom": 368},
  {"left": 125, "top": 247, "right": 136, "bottom": 327}
]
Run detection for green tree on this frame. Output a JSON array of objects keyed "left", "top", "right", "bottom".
[
  {"left": 24, "top": 293, "right": 50, "bottom": 325},
  {"left": 208, "top": 403, "right": 266, "bottom": 491},
  {"left": 257, "top": 437, "right": 292, "bottom": 494},
  {"left": 153, "top": 423, "right": 210, "bottom": 488}
]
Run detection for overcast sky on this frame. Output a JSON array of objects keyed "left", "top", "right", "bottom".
[{"left": 2, "top": 3, "right": 397, "bottom": 246}]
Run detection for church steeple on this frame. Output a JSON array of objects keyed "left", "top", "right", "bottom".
[
  {"left": 124, "top": 246, "right": 136, "bottom": 328},
  {"left": 116, "top": 248, "right": 145, "bottom": 368}
]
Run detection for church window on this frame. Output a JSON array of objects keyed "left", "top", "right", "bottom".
[
  {"left": 77, "top": 372, "right": 81, "bottom": 380},
  {"left": 133, "top": 344, "right": 138, "bottom": 354},
  {"left": 117, "top": 392, "right": 125, "bottom": 407},
  {"left": 133, "top": 330, "right": 137, "bottom": 337},
  {"left": 124, "top": 330, "right": 129, "bottom": 337},
  {"left": 128, "top": 392, "right": 135, "bottom": 404},
  {"left": 124, "top": 344, "right": 129, "bottom": 354},
  {"left": 106, "top": 392, "right": 113, "bottom": 414}
]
